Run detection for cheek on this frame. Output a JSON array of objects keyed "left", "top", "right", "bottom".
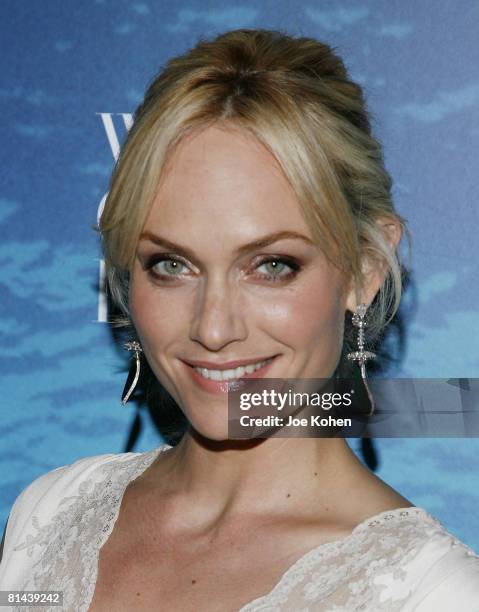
[
  {"left": 302, "top": 278, "right": 344, "bottom": 343},
  {"left": 257, "top": 274, "right": 344, "bottom": 345},
  {"left": 128, "top": 273, "right": 189, "bottom": 352}
]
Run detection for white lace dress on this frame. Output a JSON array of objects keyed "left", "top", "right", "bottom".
[{"left": 1, "top": 444, "right": 479, "bottom": 611}]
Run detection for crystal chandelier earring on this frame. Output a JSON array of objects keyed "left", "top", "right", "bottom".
[
  {"left": 121, "top": 340, "right": 143, "bottom": 405},
  {"left": 347, "top": 303, "right": 376, "bottom": 416}
]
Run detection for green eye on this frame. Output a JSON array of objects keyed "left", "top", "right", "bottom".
[
  {"left": 255, "top": 257, "right": 300, "bottom": 282},
  {"left": 261, "top": 260, "right": 286, "bottom": 275},
  {"left": 150, "top": 257, "right": 187, "bottom": 276},
  {"left": 163, "top": 260, "right": 185, "bottom": 275}
]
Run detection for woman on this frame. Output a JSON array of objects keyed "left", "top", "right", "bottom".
[{"left": 1, "top": 28, "right": 478, "bottom": 611}]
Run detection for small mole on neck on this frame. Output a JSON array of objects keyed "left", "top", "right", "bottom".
[
  {"left": 314, "top": 472, "right": 318, "bottom": 476},
  {"left": 286, "top": 493, "right": 291, "bottom": 498},
  {"left": 191, "top": 579, "right": 197, "bottom": 584},
  {"left": 136, "top": 592, "right": 140, "bottom": 596}
]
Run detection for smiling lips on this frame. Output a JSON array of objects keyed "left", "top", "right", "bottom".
[{"left": 182, "top": 355, "right": 278, "bottom": 393}]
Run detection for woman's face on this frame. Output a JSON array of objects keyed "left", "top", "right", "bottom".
[{"left": 130, "top": 123, "right": 356, "bottom": 439}]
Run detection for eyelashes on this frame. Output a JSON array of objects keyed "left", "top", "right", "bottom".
[
  {"left": 146, "top": 255, "right": 187, "bottom": 278},
  {"left": 144, "top": 254, "right": 302, "bottom": 284},
  {"left": 255, "top": 256, "right": 301, "bottom": 282}
]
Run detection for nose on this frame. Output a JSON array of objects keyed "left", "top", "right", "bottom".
[{"left": 189, "top": 275, "right": 248, "bottom": 351}]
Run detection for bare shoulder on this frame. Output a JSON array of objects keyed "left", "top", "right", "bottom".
[
  {"left": 340, "top": 465, "right": 414, "bottom": 529},
  {"left": 366, "top": 471, "right": 412, "bottom": 507}
]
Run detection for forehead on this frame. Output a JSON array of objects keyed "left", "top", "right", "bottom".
[{"left": 144, "top": 123, "right": 312, "bottom": 237}]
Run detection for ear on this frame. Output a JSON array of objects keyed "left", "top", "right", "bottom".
[{"left": 345, "top": 218, "right": 403, "bottom": 313}]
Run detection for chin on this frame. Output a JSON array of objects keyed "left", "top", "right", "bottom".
[
  {"left": 187, "top": 413, "right": 231, "bottom": 442},
  {"left": 188, "top": 422, "right": 237, "bottom": 445}
]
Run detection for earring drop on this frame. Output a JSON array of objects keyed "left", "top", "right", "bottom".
[
  {"left": 347, "top": 303, "right": 376, "bottom": 416},
  {"left": 121, "top": 340, "right": 143, "bottom": 405}
]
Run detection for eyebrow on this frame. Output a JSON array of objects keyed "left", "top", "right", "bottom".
[{"left": 138, "top": 230, "right": 315, "bottom": 261}]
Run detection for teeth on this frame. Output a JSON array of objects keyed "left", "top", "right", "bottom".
[{"left": 194, "top": 358, "right": 273, "bottom": 381}]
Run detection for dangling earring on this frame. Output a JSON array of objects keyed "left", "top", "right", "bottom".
[
  {"left": 347, "top": 303, "right": 376, "bottom": 416},
  {"left": 121, "top": 341, "right": 143, "bottom": 405}
]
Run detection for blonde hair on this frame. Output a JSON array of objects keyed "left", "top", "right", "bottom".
[{"left": 98, "top": 28, "right": 409, "bottom": 355}]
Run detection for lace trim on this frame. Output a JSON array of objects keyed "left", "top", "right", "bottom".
[
  {"left": 238, "top": 507, "right": 442, "bottom": 611},
  {"left": 14, "top": 445, "right": 170, "bottom": 612},
  {"left": 83, "top": 445, "right": 170, "bottom": 612},
  {"left": 11, "top": 445, "right": 478, "bottom": 612}
]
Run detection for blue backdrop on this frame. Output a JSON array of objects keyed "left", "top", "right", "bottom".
[{"left": 1, "top": 1, "right": 478, "bottom": 551}]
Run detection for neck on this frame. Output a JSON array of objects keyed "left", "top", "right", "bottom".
[{"left": 150, "top": 431, "right": 369, "bottom": 530}]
